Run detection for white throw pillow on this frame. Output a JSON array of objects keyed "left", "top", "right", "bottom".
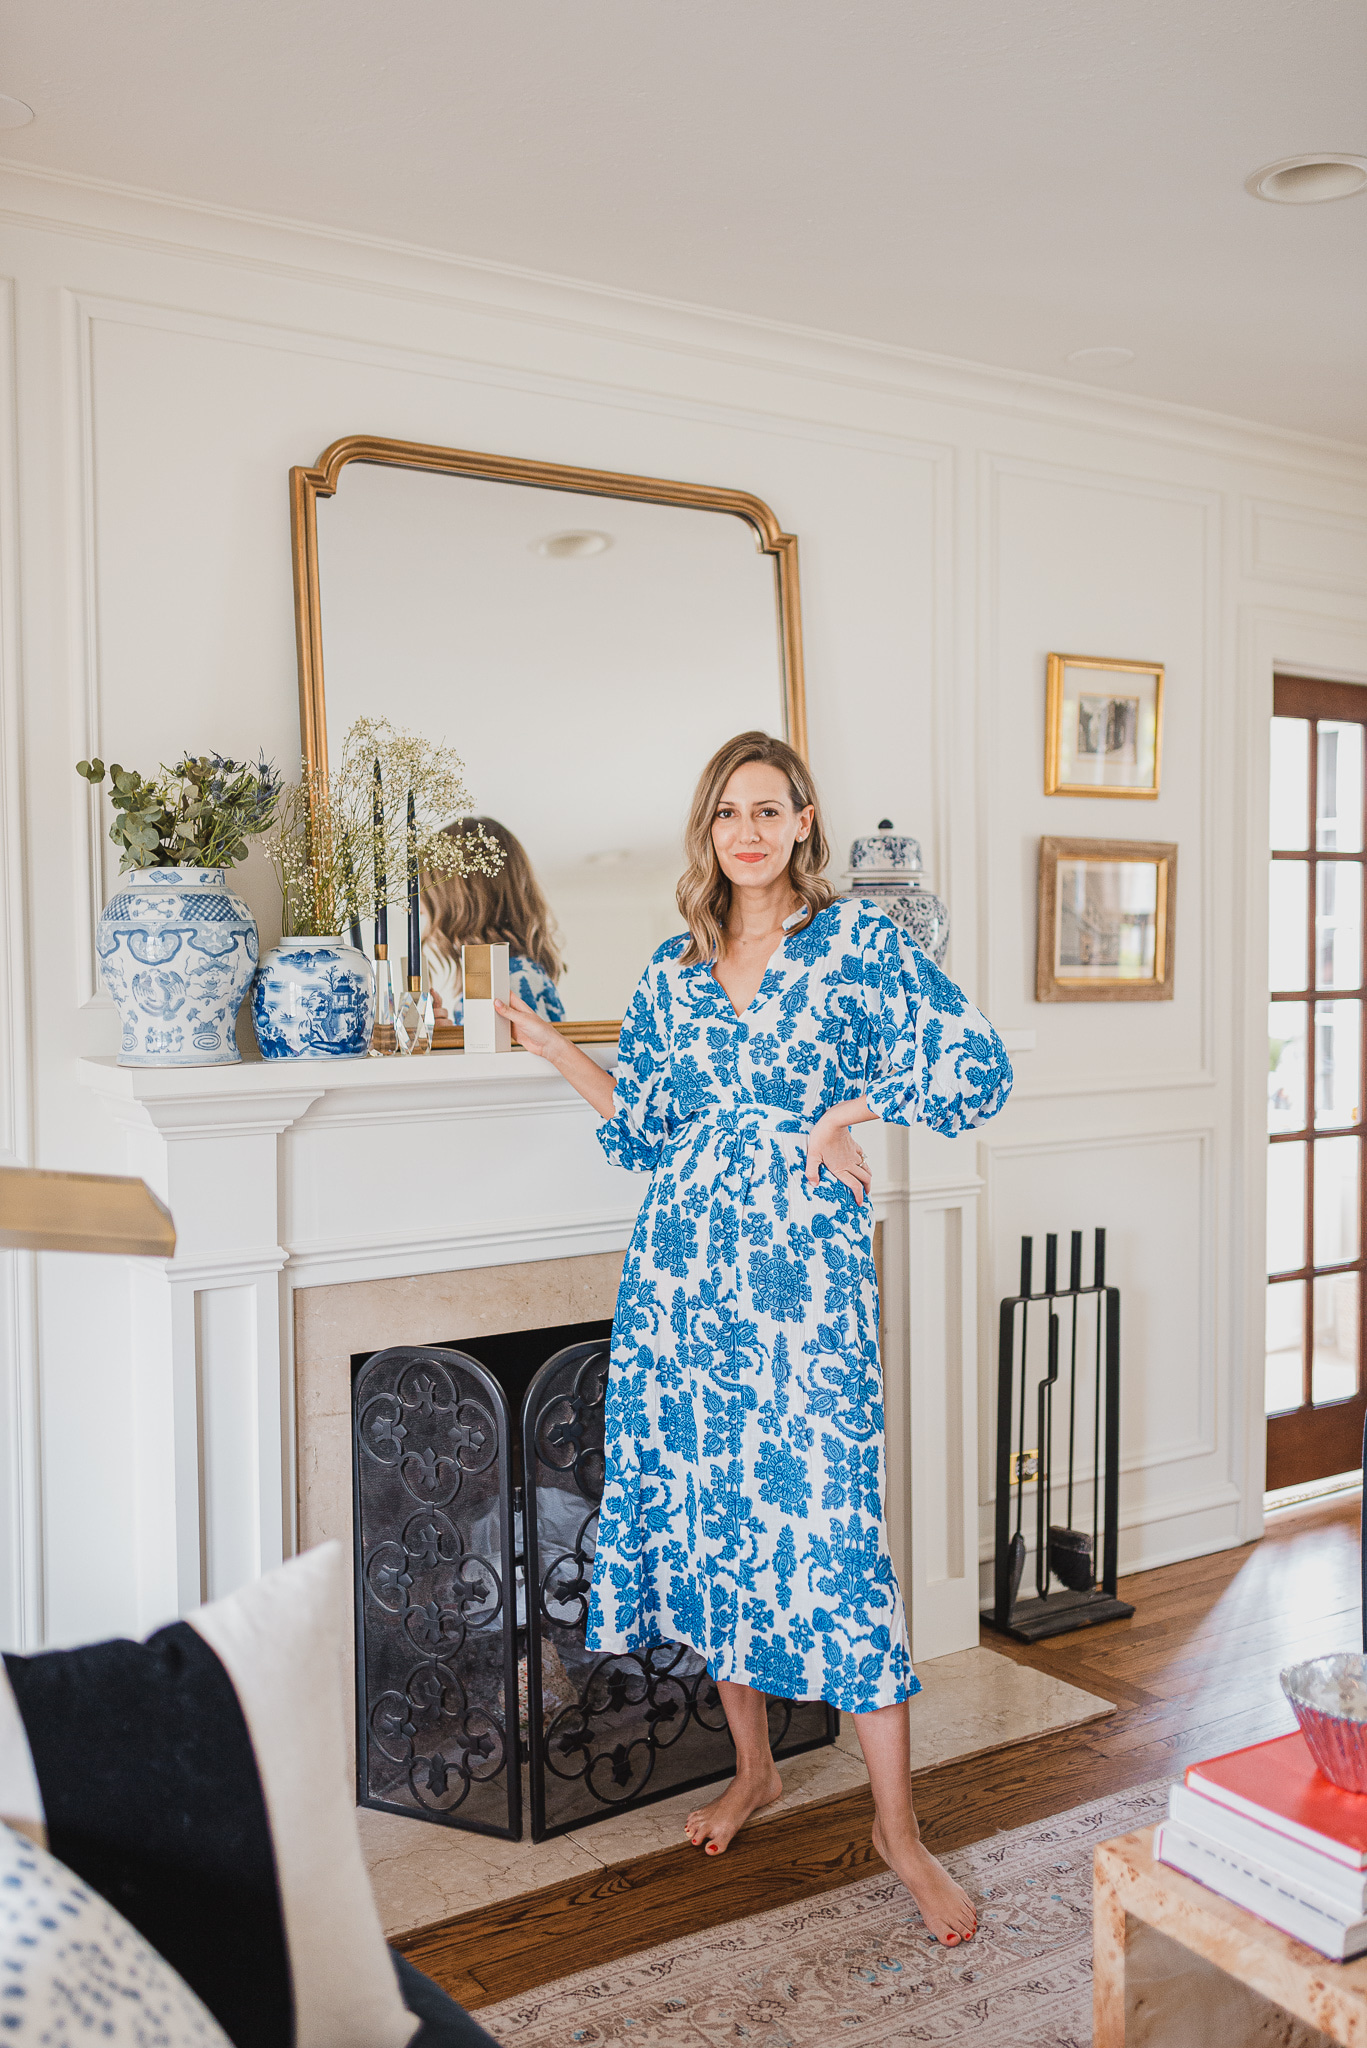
[{"left": 188, "top": 1541, "right": 418, "bottom": 2048}]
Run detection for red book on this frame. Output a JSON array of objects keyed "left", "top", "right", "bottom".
[{"left": 1186, "top": 1731, "right": 1367, "bottom": 1871}]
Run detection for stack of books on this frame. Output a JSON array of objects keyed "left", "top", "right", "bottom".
[{"left": 1157, "top": 1730, "right": 1367, "bottom": 1960}]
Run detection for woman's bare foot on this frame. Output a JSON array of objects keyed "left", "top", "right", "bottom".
[
  {"left": 871, "top": 1815, "right": 977, "bottom": 1946},
  {"left": 684, "top": 1763, "right": 783, "bottom": 1854}
]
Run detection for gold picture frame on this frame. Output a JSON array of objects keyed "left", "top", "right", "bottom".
[
  {"left": 1036, "top": 837, "right": 1176, "bottom": 1003},
  {"left": 288, "top": 435, "right": 810, "bottom": 1046},
  {"left": 1044, "top": 653, "right": 1164, "bottom": 798}
]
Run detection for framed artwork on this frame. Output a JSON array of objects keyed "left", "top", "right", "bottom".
[
  {"left": 1044, "top": 653, "right": 1164, "bottom": 797},
  {"left": 1036, "top": 837, "right": 1176, "bottom": 1002}
]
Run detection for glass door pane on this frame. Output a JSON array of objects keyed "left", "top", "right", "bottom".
[
  {"left": 1269, "top": 1002, "right": 1308, "bottom": 1132},
  {"left": 1314, "top": 1137, "right": 1360, "bottom": 1267},
  {"left": 1313, "top": 1271, "right": 1359, "bottom": 1404},
  {"left": 1316, "top": 862, "right": 1363, "bottom": 991},
  {"left": 1267, "top": 1142, "right": 1306, "bottom": 1275},
  {"left": 1270, "top": 863, "right": 1309, "bottom": 990},
  {"left": 1266, "top": 1279, "right": 1306, "bottom": 1414},
  {"left": 1318, "top": 723, "right": 1365, "bottom": 853},
  {"left": 1271, "top": 719, "right": 1310, "bottom": 850},
  {"left": 1315, "top": 999, "right": 1361, "bottom": 1129}
]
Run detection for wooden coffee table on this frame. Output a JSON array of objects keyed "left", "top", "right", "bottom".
[{"left": 1095, "top": 1826, "right": 1367, "bottom": 2046}]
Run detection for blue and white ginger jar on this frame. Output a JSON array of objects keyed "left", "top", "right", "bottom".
[
  {"left": 251, "top": 937, "right": 374, "bottom": 1059},
  {"left": 97, "top": 867, "right": 258, "bottom": 1067},
  {"left": 844, "top": 819, "right": 950, "bottom": 965}
]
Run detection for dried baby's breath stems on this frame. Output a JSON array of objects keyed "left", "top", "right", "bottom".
[{"left": 262, "top": 717, "right": 503, "bottom": 938}]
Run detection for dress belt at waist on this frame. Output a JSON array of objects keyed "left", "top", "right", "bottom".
[{"left": 664, "top": 1104, "right": 810, "bottom": 1194}]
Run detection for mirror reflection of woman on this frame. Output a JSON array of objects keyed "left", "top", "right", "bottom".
[
  {"left": 421, "top": 817, "right": 565, "bottom": 1027},
  {"left": 498, "top": 732, "right": 1012, "bottom": 1948}
]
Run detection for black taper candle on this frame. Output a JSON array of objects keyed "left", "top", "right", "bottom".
[
  {"left": 372, "top": 759, "right": 387, "bottom": 954},
  {"left": 406, "top": 788, "right": 420, "bottom": 990}
]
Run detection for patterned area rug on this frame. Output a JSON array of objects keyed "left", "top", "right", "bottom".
[{"left": 478, "top": 1778, "right": 1171, "bottom": 2047}]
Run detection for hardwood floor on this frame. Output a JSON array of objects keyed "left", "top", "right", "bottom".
[
  {"left": 397, "top": 1493, "right": 1363, "bottom": 2010},
  {"left": 948, "top": 1491, "right": 1362, "bottom": 1847}
]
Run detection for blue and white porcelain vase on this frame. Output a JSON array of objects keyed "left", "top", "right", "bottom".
[
  {"left": 97, "top": 866, "right": 259, "bottom": 1067},
  {"left": 844, "top": 820, "right": 950, "bottom": 965},
  {"left": 250, "top": 937, "right": 374, "bottom": 1059}
]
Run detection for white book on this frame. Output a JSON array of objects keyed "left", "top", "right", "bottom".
[
  {"left": 1157, "top": 1819, "right": 1367, "bottom": 1962},
  {"left": 1169, "top": 1781, "right": 1367, "bottom": 1917}
]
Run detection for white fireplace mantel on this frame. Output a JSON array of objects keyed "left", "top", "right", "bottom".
[{"left": 78, "top": 1048, "right": 985, "bottom": 1663}]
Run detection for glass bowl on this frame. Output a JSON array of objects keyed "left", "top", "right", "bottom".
[{"left": 1281, "top": 1653, "right": 1367, "bottom": 1794}]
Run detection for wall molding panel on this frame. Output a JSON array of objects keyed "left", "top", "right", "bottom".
[
  {"left": 978, "top": 449, "right": 1221, "bottom": 1082},
  {"left": 0, "top": 273, "right": 41, "bottom": 1651},
  {"left": 1243, "top": 498, "right": 1367, "bottom": 598},
  {"left": 61, "top": 289, "right": 110, "bottom": 1012},
  {"left": 978, "top": 1125, "right": 1219, "bottom": 1578}
]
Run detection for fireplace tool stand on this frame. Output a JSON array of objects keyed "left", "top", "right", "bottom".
[{"left": 982, "top": 1228, "right": 1134, "bottom": 1644}]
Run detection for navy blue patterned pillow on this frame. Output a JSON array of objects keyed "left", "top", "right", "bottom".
[{"left": 0, "top": 1819, "right": 231, "bottom": 2044}]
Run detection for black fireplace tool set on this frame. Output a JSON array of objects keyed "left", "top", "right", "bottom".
[{"left": 982, "top": 1228, "right": 1135, "bottom": 1643}]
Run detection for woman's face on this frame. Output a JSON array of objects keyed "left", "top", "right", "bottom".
[{"left": 711, "top": 762, "right": 814, "bottom": 894}]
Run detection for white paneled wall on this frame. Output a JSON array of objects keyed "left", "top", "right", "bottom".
[{"left": 1, "top": 163, "right": 1366, "bottom": 1648}]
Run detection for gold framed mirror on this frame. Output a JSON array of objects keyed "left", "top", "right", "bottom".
[{"left": 290, "top": 436, "right": 809, "bottom": 1044}]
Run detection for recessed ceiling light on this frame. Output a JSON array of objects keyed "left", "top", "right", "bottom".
[
  {"left": 1066, "top": 346, "right": 1136, "bottom": 370},
  {"left": 0, "top": 95, "right": 34, "bottom": 129},
  {"left": 534, "top": 530, "right": 613, "bottom": 559},
  {"left": 1246, "top": 154, "right": 1367, "bottom": 204}
]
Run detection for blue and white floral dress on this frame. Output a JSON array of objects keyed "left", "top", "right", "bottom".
[{"left": 586, "top": 898, "right": 1012, "bottom": 1714}]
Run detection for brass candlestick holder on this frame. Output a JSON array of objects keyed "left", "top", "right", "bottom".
[{"left": 369, "top": 946, "right": 397, "bottom": 1056}]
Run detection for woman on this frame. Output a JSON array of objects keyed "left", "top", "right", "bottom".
[
  {"left": 422, "top": 816, "right": 565, "bottom": 1026},
  {"left": 498, "top": 731, "right": 1011, "bottom": 1948}
]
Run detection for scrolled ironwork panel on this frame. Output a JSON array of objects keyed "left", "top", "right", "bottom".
[
  {"left": 524, "top": 1339, "right": 836, "bottom": 1840},
  {"left": 353, "top": 1345, "right": 520, "bottom": 1839}
]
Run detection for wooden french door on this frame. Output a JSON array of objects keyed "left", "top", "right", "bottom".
[{"left": 1266, "top": 674, "right": 1367, "bottom": 1490}]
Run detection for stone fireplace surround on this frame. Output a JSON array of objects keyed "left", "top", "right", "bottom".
[
  {"left": 76, "top": 1049, "right": 1112, "bottom": 1936},
  {"left": 295, "top": 1247, "right": 626, "bottom": 1562}
]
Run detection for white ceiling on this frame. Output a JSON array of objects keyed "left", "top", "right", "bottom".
[{"left": 4, "top": 0, "right": 1365, "bottom": 442}]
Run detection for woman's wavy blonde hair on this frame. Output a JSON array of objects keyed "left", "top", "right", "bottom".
[
  {"left": 677, "top": 731, "right": 836, "bottom": 965},
  {"left": 422, "top": 817, "right": 564, "bottom": 986}
]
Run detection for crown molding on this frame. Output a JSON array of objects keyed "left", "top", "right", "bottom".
[{"left": 3, "top": 158, "right": 1367, "bottom": 485}]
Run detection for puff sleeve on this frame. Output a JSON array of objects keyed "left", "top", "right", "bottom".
[
  {"left": 596, "top": 949, "right": 676, "bottom": 1172},
  {"left": 863, "top": 920, "right": 1012, "bottom": 1134}
]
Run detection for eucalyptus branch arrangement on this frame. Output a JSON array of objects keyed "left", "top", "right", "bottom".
[
  {"left": 262, "top": 717, "right": 503, "bottom": 940},
  {"left": 75, "top": 753, "right": 283, "bottom": 872}
]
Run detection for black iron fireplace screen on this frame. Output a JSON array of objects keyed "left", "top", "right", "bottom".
[{"left": 352, "top": 1333, "right": 837, "bottom": 1842}]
